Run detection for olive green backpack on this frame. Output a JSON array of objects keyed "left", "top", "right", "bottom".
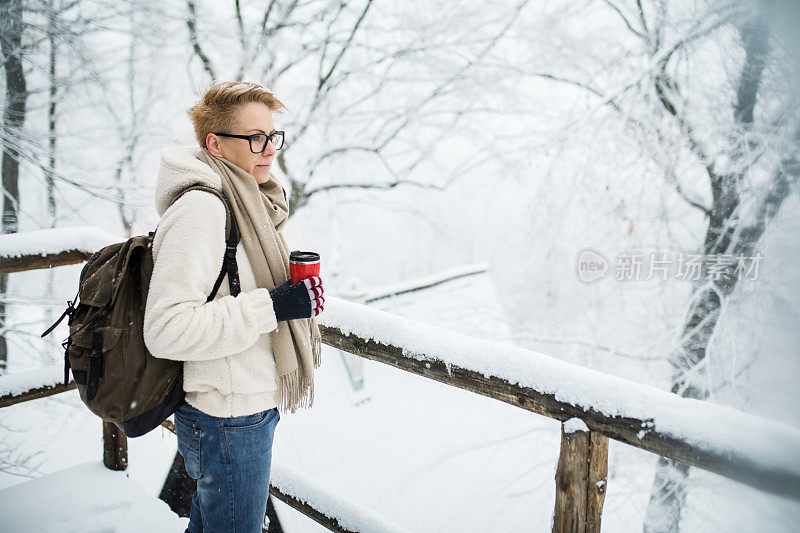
[{"left": 41, "top": 185, "right": 241, "bottom": 437}]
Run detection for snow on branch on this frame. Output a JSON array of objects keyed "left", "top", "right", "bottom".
[{"left": 364, "top": 263, "right": 488, "bottom": 303}]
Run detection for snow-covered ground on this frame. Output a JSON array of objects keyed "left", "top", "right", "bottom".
[{"left": 0, "top": 461, "right": 186, "bottom": 532}]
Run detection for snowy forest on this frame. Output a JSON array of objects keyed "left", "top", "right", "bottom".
[{"left": 1, "top": 0, "right": 799, "bottom": 531}]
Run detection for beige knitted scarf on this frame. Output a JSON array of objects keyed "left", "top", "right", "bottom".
[{"left": 196, "top": 148, "right": 322, "bottom": 414}]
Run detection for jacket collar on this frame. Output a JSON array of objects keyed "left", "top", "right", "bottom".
[{"left": 155, "top": 144, "right": 222, "bottom": 216}]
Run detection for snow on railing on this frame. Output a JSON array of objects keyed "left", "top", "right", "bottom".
[
  {"left": 0, "top": 226, "right": 122, "bottom": 274},
  {"left": 270, "top": 463, "right": 409, "bottom": 533},
  {"left": 318, "top": 296, "right": 800, "bottom": 502},
  {"left": 154, "top": 422, "right": 409, "bottom": 532},
  {"left": 0, "top": 365, "right": 75, "bottom": 408}
]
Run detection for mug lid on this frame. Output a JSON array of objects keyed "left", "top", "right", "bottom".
[{"left": 290, "top": 250, "right": 320, "bottom": 264}]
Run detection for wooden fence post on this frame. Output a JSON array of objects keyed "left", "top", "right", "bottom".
[
  {"left": 552, "top": 420, "right": 608, "bottom": 533},
  {"left": 103, "top": 421, "right": 128, "bottom": 471}
]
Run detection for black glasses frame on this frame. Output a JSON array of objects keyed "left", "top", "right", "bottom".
[{"left": 213, "top": 131, "right": 285, "bottom": 153}]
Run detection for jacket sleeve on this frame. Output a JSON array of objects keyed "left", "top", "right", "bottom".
[{"left": 143, "top": 190, "right": 279, "bottom": 361}]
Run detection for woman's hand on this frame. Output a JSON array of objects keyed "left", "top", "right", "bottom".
[{"left": 268, "top": 275, "right": 324, "bottom": 322}]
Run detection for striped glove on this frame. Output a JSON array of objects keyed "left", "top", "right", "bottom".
[{"left": 268, "top": 275, "right": 324, "bottom": 322}]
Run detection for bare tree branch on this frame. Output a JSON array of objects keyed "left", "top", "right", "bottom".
[
  {"left": 185, "top": 0, "right": 215, "bottom": 81},
  {"left": 598, "top": 0, "right": 645, "bottom": 39},
  {"left": 635, "top": 0, "right": 649, "bottom": 37},
  {"left": 734, "top": 16, "right": 770, "bottom": 127},
  {"left": 305, "top": 176, "right": 445, "bottom": 197},
  {"left": 319, "top": 0, "right": 374, "bottom": 91},
  {"left": 665, "top": 168, "right": 712, "bottom": 217}
]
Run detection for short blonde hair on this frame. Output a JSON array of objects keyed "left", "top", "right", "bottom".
[{"left": 187, "top": 81, "right": 287, "bottom": 148}]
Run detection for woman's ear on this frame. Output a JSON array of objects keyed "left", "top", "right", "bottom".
[{"left": 205, "top": 133, "right": 222, "bottom": 157}]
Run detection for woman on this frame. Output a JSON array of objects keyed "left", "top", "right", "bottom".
[{"left": 143, "top": 81, "right": 325, "bottom": 533}]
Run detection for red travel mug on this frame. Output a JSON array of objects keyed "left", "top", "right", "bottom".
[{"left": 289, "top": 251, "right": 320, "bottom": 285}]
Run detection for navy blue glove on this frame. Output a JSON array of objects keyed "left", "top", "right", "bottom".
[{"left": 269, "top": 275, "right": 324, "bottom": 322}]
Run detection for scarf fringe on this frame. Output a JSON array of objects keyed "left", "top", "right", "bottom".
[
  {"left": 276, "top": 312, "right": 323, "bottom": 414},
  {"left": 312, "top": 329, "right": 322, "bottom": 368}
]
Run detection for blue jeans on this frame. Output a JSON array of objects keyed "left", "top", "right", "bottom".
[{"left": 174, "top": 399, "right": 280, "bottom": 533}]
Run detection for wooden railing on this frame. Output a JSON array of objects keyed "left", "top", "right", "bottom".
[
  {"left": 319, "top": 312, "right": 800, "bottom": 501},
  {"left": 2, "top": 228, "right": 799, "bottom": 532}
]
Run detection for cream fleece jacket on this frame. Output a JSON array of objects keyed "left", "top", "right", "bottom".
[{"left": 143, "top": 144, "right": 280, "bottom": 417}]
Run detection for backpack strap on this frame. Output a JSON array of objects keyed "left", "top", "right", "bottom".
[
  {"left": 41, "top": 288, "right": 78, "bottom": 338},
  {"left": 154, "top": 185, "right": 242, "bottom": 300},
  {"left": 207, "top": 231, "right": 241, "bottom": 301},
  {"left": 85, "top": 330, "right": 104, "bottom": 401}
]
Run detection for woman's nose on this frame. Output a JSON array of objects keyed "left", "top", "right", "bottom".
[{"left": 262, "top": 142, "right": 277, "bottom": 156}]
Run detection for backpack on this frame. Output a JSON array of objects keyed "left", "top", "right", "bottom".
[{"left": 41, "top": 184, "right": 242, "bottom": 438}]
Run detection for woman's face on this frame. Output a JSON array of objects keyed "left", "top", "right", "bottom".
[{"left": 206, "top": 101, "right": 277, "bottom": 185}]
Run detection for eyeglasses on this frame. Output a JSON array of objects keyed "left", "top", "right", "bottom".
[{"left": 213, "top": 131, "right": 285, "bottom": 153}]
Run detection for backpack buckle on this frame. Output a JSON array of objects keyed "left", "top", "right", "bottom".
[
  {"left": 225, "top": 242, "right": 237, "bottom": 258},
  {"left": 41, "top": 294, "right": 78, "bottom": 338}
]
